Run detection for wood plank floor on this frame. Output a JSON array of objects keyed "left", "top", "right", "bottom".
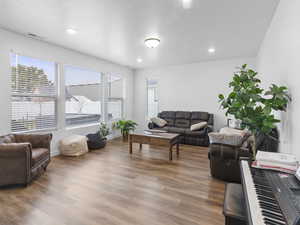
[{"left": 0, "top": 139, "right": 225, "bottom": 225}]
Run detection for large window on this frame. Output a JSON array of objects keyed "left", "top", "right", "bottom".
[
  {"left": 147, "top": 79, "right": 159, "bottom": 118},
  {"left": 65, "top": 66, "right": 102, "bottom": 126},
  {"left": 10, "top": 53, "right": 57, "bottom": 132}
]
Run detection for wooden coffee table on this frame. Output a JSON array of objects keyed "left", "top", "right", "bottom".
[{"left": 129, "top": 131, "right": 181, "bottom": 161}]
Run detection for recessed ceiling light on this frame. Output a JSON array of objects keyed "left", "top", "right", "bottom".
[
  {"left": 66, "top": 28, "right": 77, "bottom": 35},
  {"left": 137, "top": 58, "right": 143, "bottom": 63},
  {"left": 182, "top": 0, "right": 193, "bottom": 9},
  {"left": 208, "top": 48, "right": 216, "bottom": 53},
  {"left": 145, "top": 38, "right": 160, "bottom": 48}
]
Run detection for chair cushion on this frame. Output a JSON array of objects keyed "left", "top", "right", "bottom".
[
  {"left": 175, "top": 119, "right": 190, "bottom": 128},
  {"left": 175, "top": 111, "right": 191, "bottom": 119},
  {"left": 223, "top": 183, "right": 246, "bottom": 221},
  {"left": 168, "top": 127, "right": 186, "bottom": 134},
  {"left": 191, "top": 112, "right": 209, "bottom": 121},
  {"left": 31, "top": 148, "right": 49, "bottom": 166}
]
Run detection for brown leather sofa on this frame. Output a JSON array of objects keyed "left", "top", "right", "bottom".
[
  {"left": 208, "top": 143, "right": 251, "bottom": 183},
  {"left": 148, "top": 111, "right": 214, "bottom": 146},
  {"left": 0, "top": 133, "right": 52, "bottom": 187}
]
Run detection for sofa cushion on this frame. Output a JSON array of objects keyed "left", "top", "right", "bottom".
[
  {"left": 191, "top": 112, "right": 209, "bottom": 121},
  {"left": 175, "top": 111, "right": 191, "bottom": 119},
  {"left": 31, "top": 148, "right": 49, "bottom": 166},
  {"left": 185, "top": 129, "right": 207, "bottom": 137},
  {"left": 175, "top": 119, "right": 190, "bottom": 128},
  {"left": 168, "top": 127, "right": 186, "bottom": 134},
  {"left": 153, "top": 126, "right": 170, "bottom": 132},
  {"left": 158, "top": 111, "right": 176, "bottom": 119},
  {"left": 164, "top": 118, "right": 175, "bottom": 126}
]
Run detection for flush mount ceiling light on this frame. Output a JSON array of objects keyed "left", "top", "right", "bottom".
[
  {"left": 208, "top": 47, "right": 216, "bottom": 54},
  {"left": 144, "top": 38, "right": 160, "bottom": 48},
  {"left": 182, "top": 0, "right": 193, "bottom": 9},
  {"left": 66, "top": 28, "right": 77, "bottom": 35},
  {"left": 137, "top": 58, "right": 143, "bottom": 63}
]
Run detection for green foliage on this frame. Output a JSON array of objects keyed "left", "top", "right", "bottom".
[
  {"left": 99, "top": 122, "right": 110, "bottom": 138},
  {"left": 113, "top": 120, "right": 138, "bottom": 135},
  {"left": 219, "top": 64, "right": 290, "bottom": 135},
  {"left": 11, "top": 65, "right": 54, "bottom": 93}
]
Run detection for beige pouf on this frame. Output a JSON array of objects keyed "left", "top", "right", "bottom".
[{"left": 59, "top": 135, "right": 88, "bottom": 156}]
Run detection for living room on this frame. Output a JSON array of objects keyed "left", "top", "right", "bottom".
[{"left": 0, "top": 0, "right": 300, "bottom": 225}]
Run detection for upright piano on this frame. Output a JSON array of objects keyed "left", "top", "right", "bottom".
[{"left": 240, "top": 159, "right": 300, "bottom": 225}]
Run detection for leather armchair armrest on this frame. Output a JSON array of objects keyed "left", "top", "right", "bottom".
[
  {"left": 15, "top": 133, "right": 52, "bottom": 149},
  {"left": 0, "top": 143, "right": 32, "bottom": 158},
  {"left": 0, "top": 143, "right": 32, "bottom": 186},
  {"left": 209, "top": 143, "right": 251, "bottom": 160}
]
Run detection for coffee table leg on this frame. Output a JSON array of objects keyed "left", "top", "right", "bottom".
[
  {"left": 139, "top": 143, "right": 142, "bottom": 150},
  {"left": 169, "top": 145, "right": 173, "bottom": 161},
  {"left": 176, "top": 143, "right": 179, "bottom": 157},
  {"left": 129, "top": 141, "right": 133, "bottom": 154}
]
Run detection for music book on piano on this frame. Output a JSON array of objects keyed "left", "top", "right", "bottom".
[{"left": 252, "top": 151, "right": 298, "bottom": 174}]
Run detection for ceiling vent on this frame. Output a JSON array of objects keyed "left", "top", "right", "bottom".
[{"left": 26, "top": 33, "right": 44, "bottom": 40}]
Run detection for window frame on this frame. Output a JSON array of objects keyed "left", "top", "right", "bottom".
[
  {"left": 10, "top": 52, "right": 59, "bottom": 133},
  {"left": 64, "top": 64, "right": 104, "bottom": 128},
  {"left": 146, "top": 79, "right": 159, "bottom": 119}
]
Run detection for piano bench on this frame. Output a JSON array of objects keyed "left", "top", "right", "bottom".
[{"left": 223, "top": 183, "right": 246, "bottom": 225}]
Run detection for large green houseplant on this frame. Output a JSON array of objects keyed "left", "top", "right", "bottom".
[
  {"left": 113, "top": 120, "right": 138, "bottom": 141},
  {"left": 218, "top": 64, "right": 290, "bottom": 157}
]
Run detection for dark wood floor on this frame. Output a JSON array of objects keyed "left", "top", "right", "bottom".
[{"left": 0, "top": 139, "right": 225, "bottom": 225}]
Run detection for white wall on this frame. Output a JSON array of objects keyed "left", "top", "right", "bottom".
[
  {"left": 0, "top": 28, "right": 134, "bottom": 156},
  {"left": 257, "top": 0, "right": 300, "bottom": 158},
  {"left": 133, "top": 58, "right": 256, "bottom": 130}
]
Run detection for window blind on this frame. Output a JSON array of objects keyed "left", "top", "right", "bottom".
[{"left": 10, "top": 53, "right": 57, "bottom": 132}]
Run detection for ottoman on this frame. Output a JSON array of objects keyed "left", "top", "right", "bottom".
[{"left": 59, "top": 135, "right": 89, "bottom": 156}]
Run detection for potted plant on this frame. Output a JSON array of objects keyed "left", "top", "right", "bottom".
[
  {"left": 113, "top": 120, "right": 138, "bottom": 142},
  {"left": 218, "top": 64, "right": 290, "bottom": 158},
  {"left": 86, "top": 122, "right": 110, "bottom": 150}
]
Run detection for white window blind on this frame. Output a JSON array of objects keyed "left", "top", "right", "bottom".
[{"left": 10, "top": 53, "right": 57, "bottom": 132}]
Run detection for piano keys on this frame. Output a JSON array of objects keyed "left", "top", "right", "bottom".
[{"left": 240, "top": 159, "right": 300, "bottom": 225}]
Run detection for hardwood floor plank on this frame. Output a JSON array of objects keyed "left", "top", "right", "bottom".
[{"left": 0, "top": 138, "right": 225, "bottom": 225}]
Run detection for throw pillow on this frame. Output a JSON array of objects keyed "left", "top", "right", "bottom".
[
  {"left": 208, "top": 132, "right": 244, "bottom": 146},
  {"left": 219, "top": 127, "right": 250, "bottom": 137},
  {"left": 190, "top": 121, "right": 207, "bottom": 131},
  {"left": 150, "top": 117, "right": 167, "bottom": 127}
]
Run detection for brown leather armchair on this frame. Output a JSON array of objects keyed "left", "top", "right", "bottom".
[
  {"left": 0, "top": 133, "right": 52, "bottom": 187},
  {"left": 208, "top": 143, "right": 252, "bottom": 183}
]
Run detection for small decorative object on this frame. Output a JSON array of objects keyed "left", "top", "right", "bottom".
[
  {"left": 218, "top": 64, "right": 291, "bottom": 158},
  {"left": 86, "top": 123, "right": 110, "bottom": 150},
  {"left": 113, "top": 120, "right": 138, "bottom": 142}
]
